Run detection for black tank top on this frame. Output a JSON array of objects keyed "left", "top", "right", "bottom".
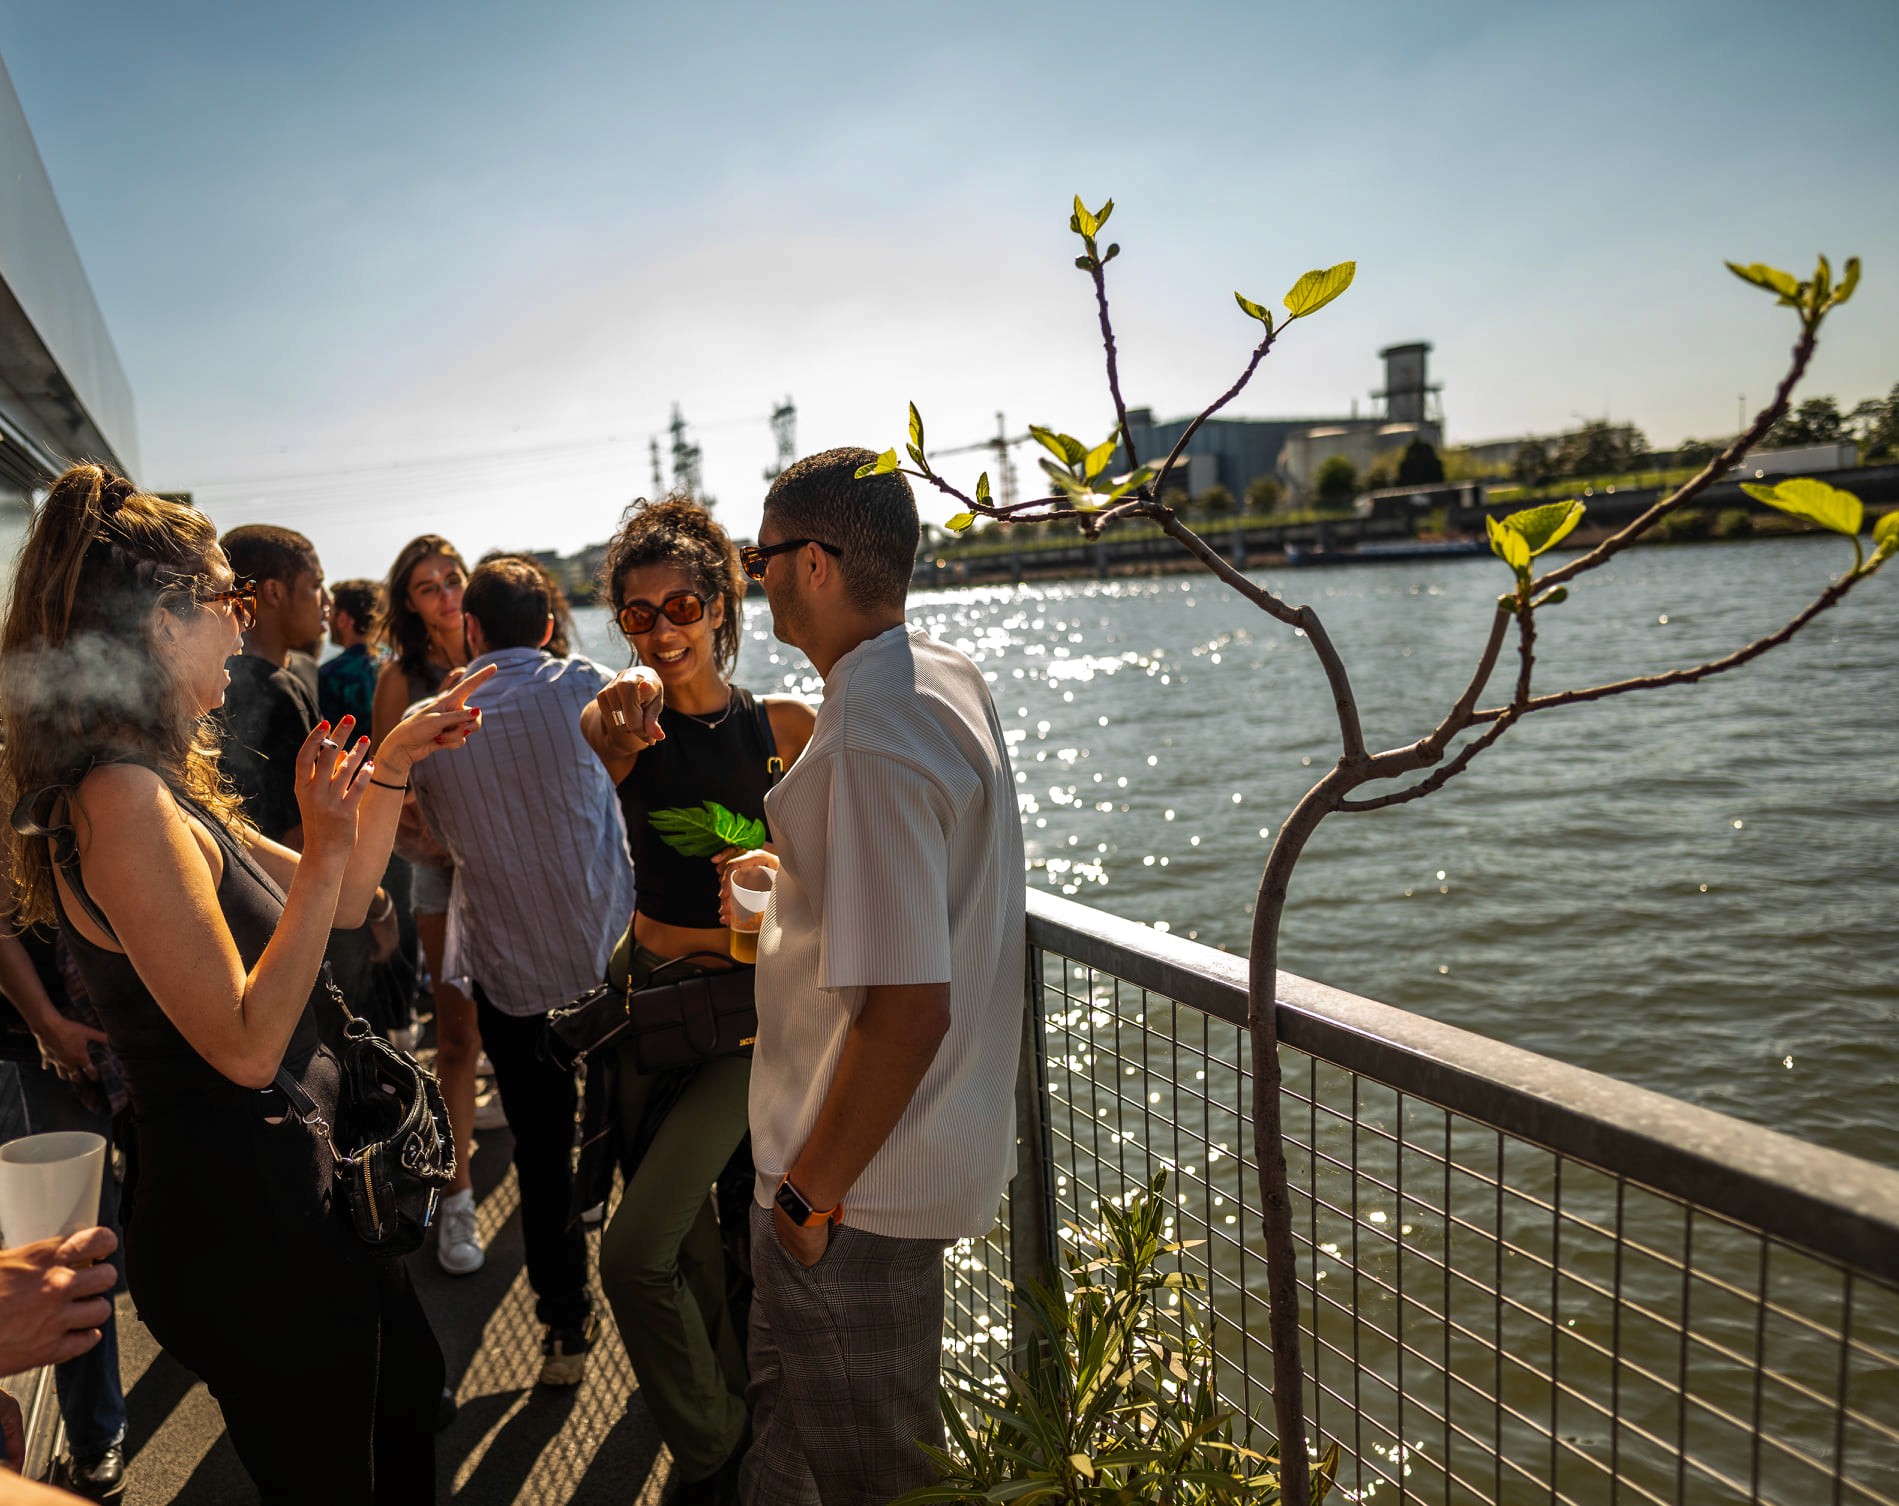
[
  {"left": 53, "top": 791, "right": 325, "bottom": 1122},
  {"left": 618, "top": 687, "right": 776, "bottom": 929}
]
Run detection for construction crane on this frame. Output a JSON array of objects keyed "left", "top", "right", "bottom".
[
  {"left": 762, "top": 397, "right": 796, "bottom": 484},
  {"left": 934, "top": 412, "right": 1032, "bottom": 511}
]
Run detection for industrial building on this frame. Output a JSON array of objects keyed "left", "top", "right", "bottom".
[{"left": 1121, "top": 342, "right": 1442, "bottom": 503}]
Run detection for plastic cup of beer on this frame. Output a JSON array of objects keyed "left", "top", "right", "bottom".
[
  {"left": 729, "top": 867, "right": 775, "bottom": 963},
  {"left": 0, "top": 1131, "right": 106, "bottom": 1248}
]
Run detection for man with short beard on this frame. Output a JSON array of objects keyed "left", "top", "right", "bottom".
[{"left": 730, "top": 448, "right": 1026, "bottom": 1505}]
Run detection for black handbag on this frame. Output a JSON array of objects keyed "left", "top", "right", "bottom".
[
  {"left": 275, "top": 968, "right": 457, "bottom": 1256},
  {"left": 545, "top": 952, "right": 757, "bottom": 1076}
]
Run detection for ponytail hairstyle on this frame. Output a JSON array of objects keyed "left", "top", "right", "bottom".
[
  {"left": 601, "top": 496, "right": 746, "bottom": 678},
  {"left": 378, "top": 534, "right": 468, "bottom": 687},
  {"left": 0, "top": 462, "right": 243, "bottom": 925}
]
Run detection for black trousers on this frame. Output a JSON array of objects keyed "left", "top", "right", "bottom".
[
  {"left": 127, "top": 1101, "right": 444, "bottom": 1504},
  {"left": 472, "top": 986, "right": 591, "bottom": 1330}
]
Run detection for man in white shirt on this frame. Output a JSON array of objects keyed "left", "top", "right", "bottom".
[
  {"left": 731, "top": 447, "right": 1026, "bottom": 1505},
  {"left": 409, "top": 557, "right": 635, "bottom": 1389}
]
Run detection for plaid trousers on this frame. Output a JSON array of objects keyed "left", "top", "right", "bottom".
[{"left": 741, "top": 1203, "right": 949, "bottom": 1506}]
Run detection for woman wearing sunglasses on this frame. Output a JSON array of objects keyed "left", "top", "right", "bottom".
[
  {"left": 578, "top": 496, "right": 814, "bottom": 1503},
  {"left": 0, "top": 465, "right": 494, "bottom": 1501}
]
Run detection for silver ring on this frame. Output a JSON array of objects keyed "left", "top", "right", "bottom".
[
  {"left": 612, "top": 709, "right": 628, "bottom": 728},
  {"left": 319, "top": 738, "right": 341, "bottom": 751}
]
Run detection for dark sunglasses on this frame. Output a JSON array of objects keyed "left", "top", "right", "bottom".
[
  {"left": 739, "top": 538, "right": 842, "bottom": 582},
  {"left": 618, "top": 591, "right": 709, "bottom": 637},
  {"left": 199, "top": 577, "right": 259, "bottom": 632}
]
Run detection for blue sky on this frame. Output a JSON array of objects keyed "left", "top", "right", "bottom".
[{"left": 3, "top": 0, "right": 1895, "bottom": 576}]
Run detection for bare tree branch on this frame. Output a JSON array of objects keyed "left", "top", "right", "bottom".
[
  {"left": 1151, "top": 510, "right": 1368, "bottom": 757},
  {"left": 1536, "top": 326, "right": 1819, "bottom": 591},
  {"left": 1346, "top": 559, "right": 1879, "bottom": 811},
  {"left": 1088, "top": 260, "right": 1138, "bottom": 469},
  {"left": 1143, "top": 330, "right": 1277, "bottom": 507},
  {"left": 1361, "top": 607, "right": 1514, "bottom": 784},
  {"left": 1471, "top": 564, "right": 1872, "bottom": 723}
]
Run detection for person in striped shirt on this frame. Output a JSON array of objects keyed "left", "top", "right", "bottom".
[{"left": 724, "top": 447, "right": 1027, "bottom": 1505}]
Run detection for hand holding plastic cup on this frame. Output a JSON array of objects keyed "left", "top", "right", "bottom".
[
  {"left": 729, "top": 867, "right": 775, "bottom": 963},
  {"left": 0, "top": 1132, "right": 106, "bottom": 1247}
]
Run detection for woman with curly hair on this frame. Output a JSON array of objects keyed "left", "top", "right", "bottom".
[
  {"left": 579, "top": 496, "right": 815, "bottom": 1503},
  {"left": 0, "top": 465, "right": 494, "bottom": 1501}
]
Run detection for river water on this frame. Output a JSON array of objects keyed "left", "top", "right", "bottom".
[{"left": 572, "top": 535, "right": 1899, "bottom": 1168}]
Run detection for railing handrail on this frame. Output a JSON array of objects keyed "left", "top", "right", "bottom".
[{"left": 1028, "top": 889, "right": 1899, "bottom": 1282}]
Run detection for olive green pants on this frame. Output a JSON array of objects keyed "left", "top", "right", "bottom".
[{"left": 597, "top": 942, "right": 752, "bottom": 1480}]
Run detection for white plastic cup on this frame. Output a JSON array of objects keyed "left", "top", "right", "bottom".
[
  {"left": 729, "top": 867, "right": 775, "bottom": 963},
  {"left": 0, "top": 1131, "right": 106, "bottom": 1248}
]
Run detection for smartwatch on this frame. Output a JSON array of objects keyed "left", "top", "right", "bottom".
[{"left": 775, "top": 1175, "right": 842, "bottom": 1229}]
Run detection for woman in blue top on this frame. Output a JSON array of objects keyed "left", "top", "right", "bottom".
[{"left": 580, "top": 497, "right": 814, "bottom": 1504}]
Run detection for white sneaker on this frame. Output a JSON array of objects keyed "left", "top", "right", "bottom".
[{"left": 436, "top": 1189, "right": 485, "bottom": 1276}]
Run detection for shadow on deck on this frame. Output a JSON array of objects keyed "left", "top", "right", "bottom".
[{"left": 116, "top": 1124, "right": 669, "bottom": 1505}]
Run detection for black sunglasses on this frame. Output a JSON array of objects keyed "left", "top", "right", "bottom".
[
  {"left": 199, "top": 576, "right": 259, "bottom": 632},
  {"left": 739, "top": 538, "right": 842, "bottom": 582},
  {"left": 618, "top": 591, "right": 709, "bottom": 637}
]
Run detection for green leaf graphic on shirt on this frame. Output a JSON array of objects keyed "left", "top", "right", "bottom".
[{"left": 648, "top": 801, "right": 767, "bottom": 859}]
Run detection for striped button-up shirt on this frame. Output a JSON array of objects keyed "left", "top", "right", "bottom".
[
  {"left": 409, "top": 646, "right": 634, "bottom": 1016},
  {"left": 750, "top": 625, "right": 1026, "bottom": 1240}
]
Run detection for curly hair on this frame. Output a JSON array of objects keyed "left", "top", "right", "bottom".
[
  {"left": 600, "top": 496, "right": 746, "bottom": 677},
  {"left": 0, "top": 462, "right": 245, "bottom": 925},
  {"left": 377, "top": 534, "right": 468, "bottom": 685}
]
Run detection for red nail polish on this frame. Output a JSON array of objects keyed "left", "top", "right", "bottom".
[{"left": 357, "top": 736, "right": 369, "bottom": 747}]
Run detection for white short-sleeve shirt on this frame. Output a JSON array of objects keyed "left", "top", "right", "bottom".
[{"left": 749, "top": 624, "right": 1026, "bottom": 1240}]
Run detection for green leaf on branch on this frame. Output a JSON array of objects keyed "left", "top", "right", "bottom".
[
  {"left": 905, "top": 444, "right": 931, "bottom": 475},
  {"left": 1105, "top": 465, "right": 1155, "bottom": 501},
  {"left": 1536, "top": 586, "right": 1569, "bottom": 607},
  {"left": 1833, "top": 256, "right": 1861, "bottom": 309},
  {"left": 853, "top": 448, "right": 902, "bottom": 479},
  {"left": 1083, "top": 436, "right": 1118, "bottom": 480},
  {"left": 1234, "top": 292, "right": 1274, "bottom": 332},
  {"left": 1498, "top": 499, "right": 1586, "bottom": 556},
  {"left": 1872, "top": 509, "right": 1899, "bottom": 562},
  {"left": 1070, "top": 195, "right": 1111, "bottom": 240},
  {"left": 976, "top": 471, "right": 992, "bottom": 505},
  {"left": 1725, "top": 260, "right": 1801, "bottom": 305},
  {"left": 1486, "top": 514, "right": 1532, "bottom": 573},
  {"left": 1741, "top": 477, "right": 1863, "bottom": 537},
  {"left": 908, "top": 402, "right": 924, "bottom": 454},
  {"left": 945, "top": 512, "right": 976, "bottom": 533},
  {"left": 1030, "top": 425, "right": 1088, "bottom": 467},
  {"left": 649, "top": 801, "right": 767, "bottom": 859},
  {"left": 1283, "top": 260, "right": 1356, "bottom": 319}
]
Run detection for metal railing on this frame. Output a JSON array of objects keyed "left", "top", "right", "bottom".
[{"left": 944, "top": 890, "right": 1899, "bottom": 1505}]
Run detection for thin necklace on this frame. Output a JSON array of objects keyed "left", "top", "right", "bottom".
[{"left": 671, "top": 687, "right": 737, "bottom": 729}]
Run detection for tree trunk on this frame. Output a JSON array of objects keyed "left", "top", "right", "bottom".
[{"left": 1247, "top": 782, "right": 1339, "bottom": 1506}]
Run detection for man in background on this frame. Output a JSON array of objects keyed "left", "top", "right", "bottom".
[
  {"left": 319, "top": 578, "right": 384, "bottom": 729},
  {"left": 215, "top": 526, "right": 328, "bottom": 846},
  {"left": 215, "top": 528, "right": 394, "bottom": 1017},
  {"left": 408, "top": 557, "right": 636, "bottom": 1387}
]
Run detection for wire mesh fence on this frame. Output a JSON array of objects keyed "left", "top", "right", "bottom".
[{"left": 943, "top": 893, "right": 1899, "bottom": 1505}]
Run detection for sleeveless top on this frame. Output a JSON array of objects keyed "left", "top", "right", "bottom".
[
  {"left": 49, "top": 789, "right": 326, "bottom": 1123},
  {"left": 617, "top": 687, "right": 777, "bottom": 929}
]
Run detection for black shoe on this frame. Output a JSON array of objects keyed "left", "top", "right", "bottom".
[
  {"left": 435, "top": 1386, "right": 458, "bottom": 1433},
  {"left": 60, "top": 1444, "right": 126, "bottom": 1500},
  {"left": 537, "top": 1309, "right": 600, "bottom": 1387}
]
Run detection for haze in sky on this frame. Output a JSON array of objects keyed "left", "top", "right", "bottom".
[{"left": 2, "top": 0, "right": 1895, "bottom": 578}]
